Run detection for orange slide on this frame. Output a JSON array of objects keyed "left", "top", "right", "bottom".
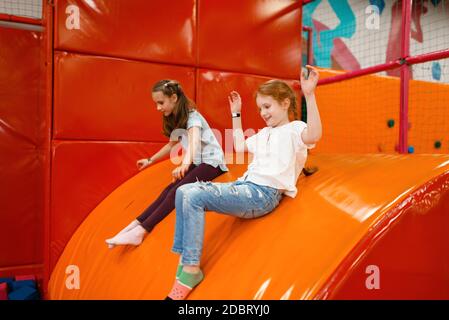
[{"left": 48, "top": 154, "right": 449, "bottom": 299}]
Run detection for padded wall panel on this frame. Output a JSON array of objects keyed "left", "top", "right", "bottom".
[
  {"left": 0, "top": 144, "right": 46, "bottom": 267},
  {"left": 53, "top": 52, "right": 195, "bottom": 141},
  {"left": 198, "top": 0, "right": 302, "bottom": 79},
  {"left": 50, "top": 141, "right": 165, "bottom": 270},
  {"left": 55, "top": 0, "right": 196, "bottom": 65},
  {"left": 0, "top": 26, "right": 47, "bottom": 268}
]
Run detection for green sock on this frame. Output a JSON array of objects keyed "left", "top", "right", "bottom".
[
  {"left": 178, "top": 269, "right": 204, "bottom": 289},
  {"left": 176, "top": 264, "right": 183, "bottom": 279}
]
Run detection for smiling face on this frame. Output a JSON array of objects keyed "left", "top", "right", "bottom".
[
  {"left": 256, "top": 94, "right": 290, "bottom": 128},
  {"left": 152, "top": 91, "right": 177, "bottom": 117}
]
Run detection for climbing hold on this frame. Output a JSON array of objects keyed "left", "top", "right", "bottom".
[{"left": 432, "top": 62, "right": 441, "bottom": 81}]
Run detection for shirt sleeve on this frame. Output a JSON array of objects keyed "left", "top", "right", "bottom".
[
  {"left": 294, "top": 121, "right": 315, "bottom": 149},
  {"left": 187, "top": 111, "right": 203, "bottom": 129}
]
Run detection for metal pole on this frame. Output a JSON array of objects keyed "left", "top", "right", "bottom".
[{"left": 399, "top": 0, "right": 412, "bottom": 154}]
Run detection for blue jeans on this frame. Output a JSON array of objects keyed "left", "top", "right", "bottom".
[{"left": 172, "top": 180, "right": 283, "bottom": 265}]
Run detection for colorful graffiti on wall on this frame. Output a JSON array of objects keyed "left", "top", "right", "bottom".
[{"left": 303, "top": 0, "right": 449, "bottom": 82}]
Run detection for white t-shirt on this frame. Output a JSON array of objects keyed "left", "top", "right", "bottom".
[{"left": 239, "top": 121, "right": 315, "bottom": 198}]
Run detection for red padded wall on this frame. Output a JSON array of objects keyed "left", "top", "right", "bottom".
[
  {"left": 53, "top": 52, "right": 195, "bottom": 141},
  {"left": 0, "top": 27, "right": 47, "bottom": 272},
  {"left": 198, "top": 0, "right": 302, "bottom": 78},
  {"left": 55, "top": 0, "right": 196, "bottom": 65},
  {"left": 50, "top": 141, "right": 165, "bottom": 270}
]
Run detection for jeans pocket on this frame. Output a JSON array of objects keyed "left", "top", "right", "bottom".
[
  {"left": 242, "top": 199, "right": 270, "bottom": 219},
  {"left": 249, "top": 199, "right": 275, "bottom": 218},
  {"left": 264, "top": 193, "right": 282, "bottom": 213}
]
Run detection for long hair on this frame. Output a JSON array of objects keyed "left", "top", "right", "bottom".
[
  {"left": 256, "top": 79, "right": 318, "bottom": 177},
  {"left": 152, "top": 80, "right": 196, "bottom": 137}
]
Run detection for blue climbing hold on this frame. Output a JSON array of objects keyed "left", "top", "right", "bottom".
[
  {"left": 432, "top": 62, "right": 441, "bottom": 81},
  {"left": 408, "top": 146, "right": 415, "bottom": 154}
]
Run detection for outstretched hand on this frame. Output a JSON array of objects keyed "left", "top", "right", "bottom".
[
  {"left": 301, "top": 65, "right": 319, "bottom": 97},
  {"left": 136, "top": 158, "right": 152, "bottom": 170},
  {"left": 228, "top": 91, "right": 242, "bottom": 113}
]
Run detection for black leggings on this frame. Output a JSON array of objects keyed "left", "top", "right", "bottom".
[{"left": 136, "top": 163, "right": 225, "bottom": 232}]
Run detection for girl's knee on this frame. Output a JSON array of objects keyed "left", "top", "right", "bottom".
[
  {"left": 176, "top": 183, "right": 200, "bottom": 199},
  {"left": 175, "top": 186, "right": 186, "bottom": 202}
]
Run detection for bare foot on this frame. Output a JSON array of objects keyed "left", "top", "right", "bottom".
[
  {"left": 119, "top": 220, "right": 141, "bottom": 235},
  {"left": 105, "top": 225, "right": 147, "bottom": 248}
]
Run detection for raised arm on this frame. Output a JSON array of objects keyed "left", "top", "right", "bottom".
[
  {"left": 300, "top": 65, "right": 322, "bottom": 145},
  {"left": 228, "top": 91, "right": 247, "bottom": 153}
]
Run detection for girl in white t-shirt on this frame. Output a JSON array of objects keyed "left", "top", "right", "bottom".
[{"left": 166, "top": 66, "right": 322, "bottom": 300}]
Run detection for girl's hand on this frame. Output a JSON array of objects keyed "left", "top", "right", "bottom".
[
  {"left": 137, "top": 158, "right": 153, "bottom": 170},
  {"left": 301, "top": 65, "right": 319, "bottom": 97},
  {"left": 172, "top": 164, "right": 191, "bottom": 181},
  {"left": 228, "top": 91, "right": 242, "bottom": 113}
]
